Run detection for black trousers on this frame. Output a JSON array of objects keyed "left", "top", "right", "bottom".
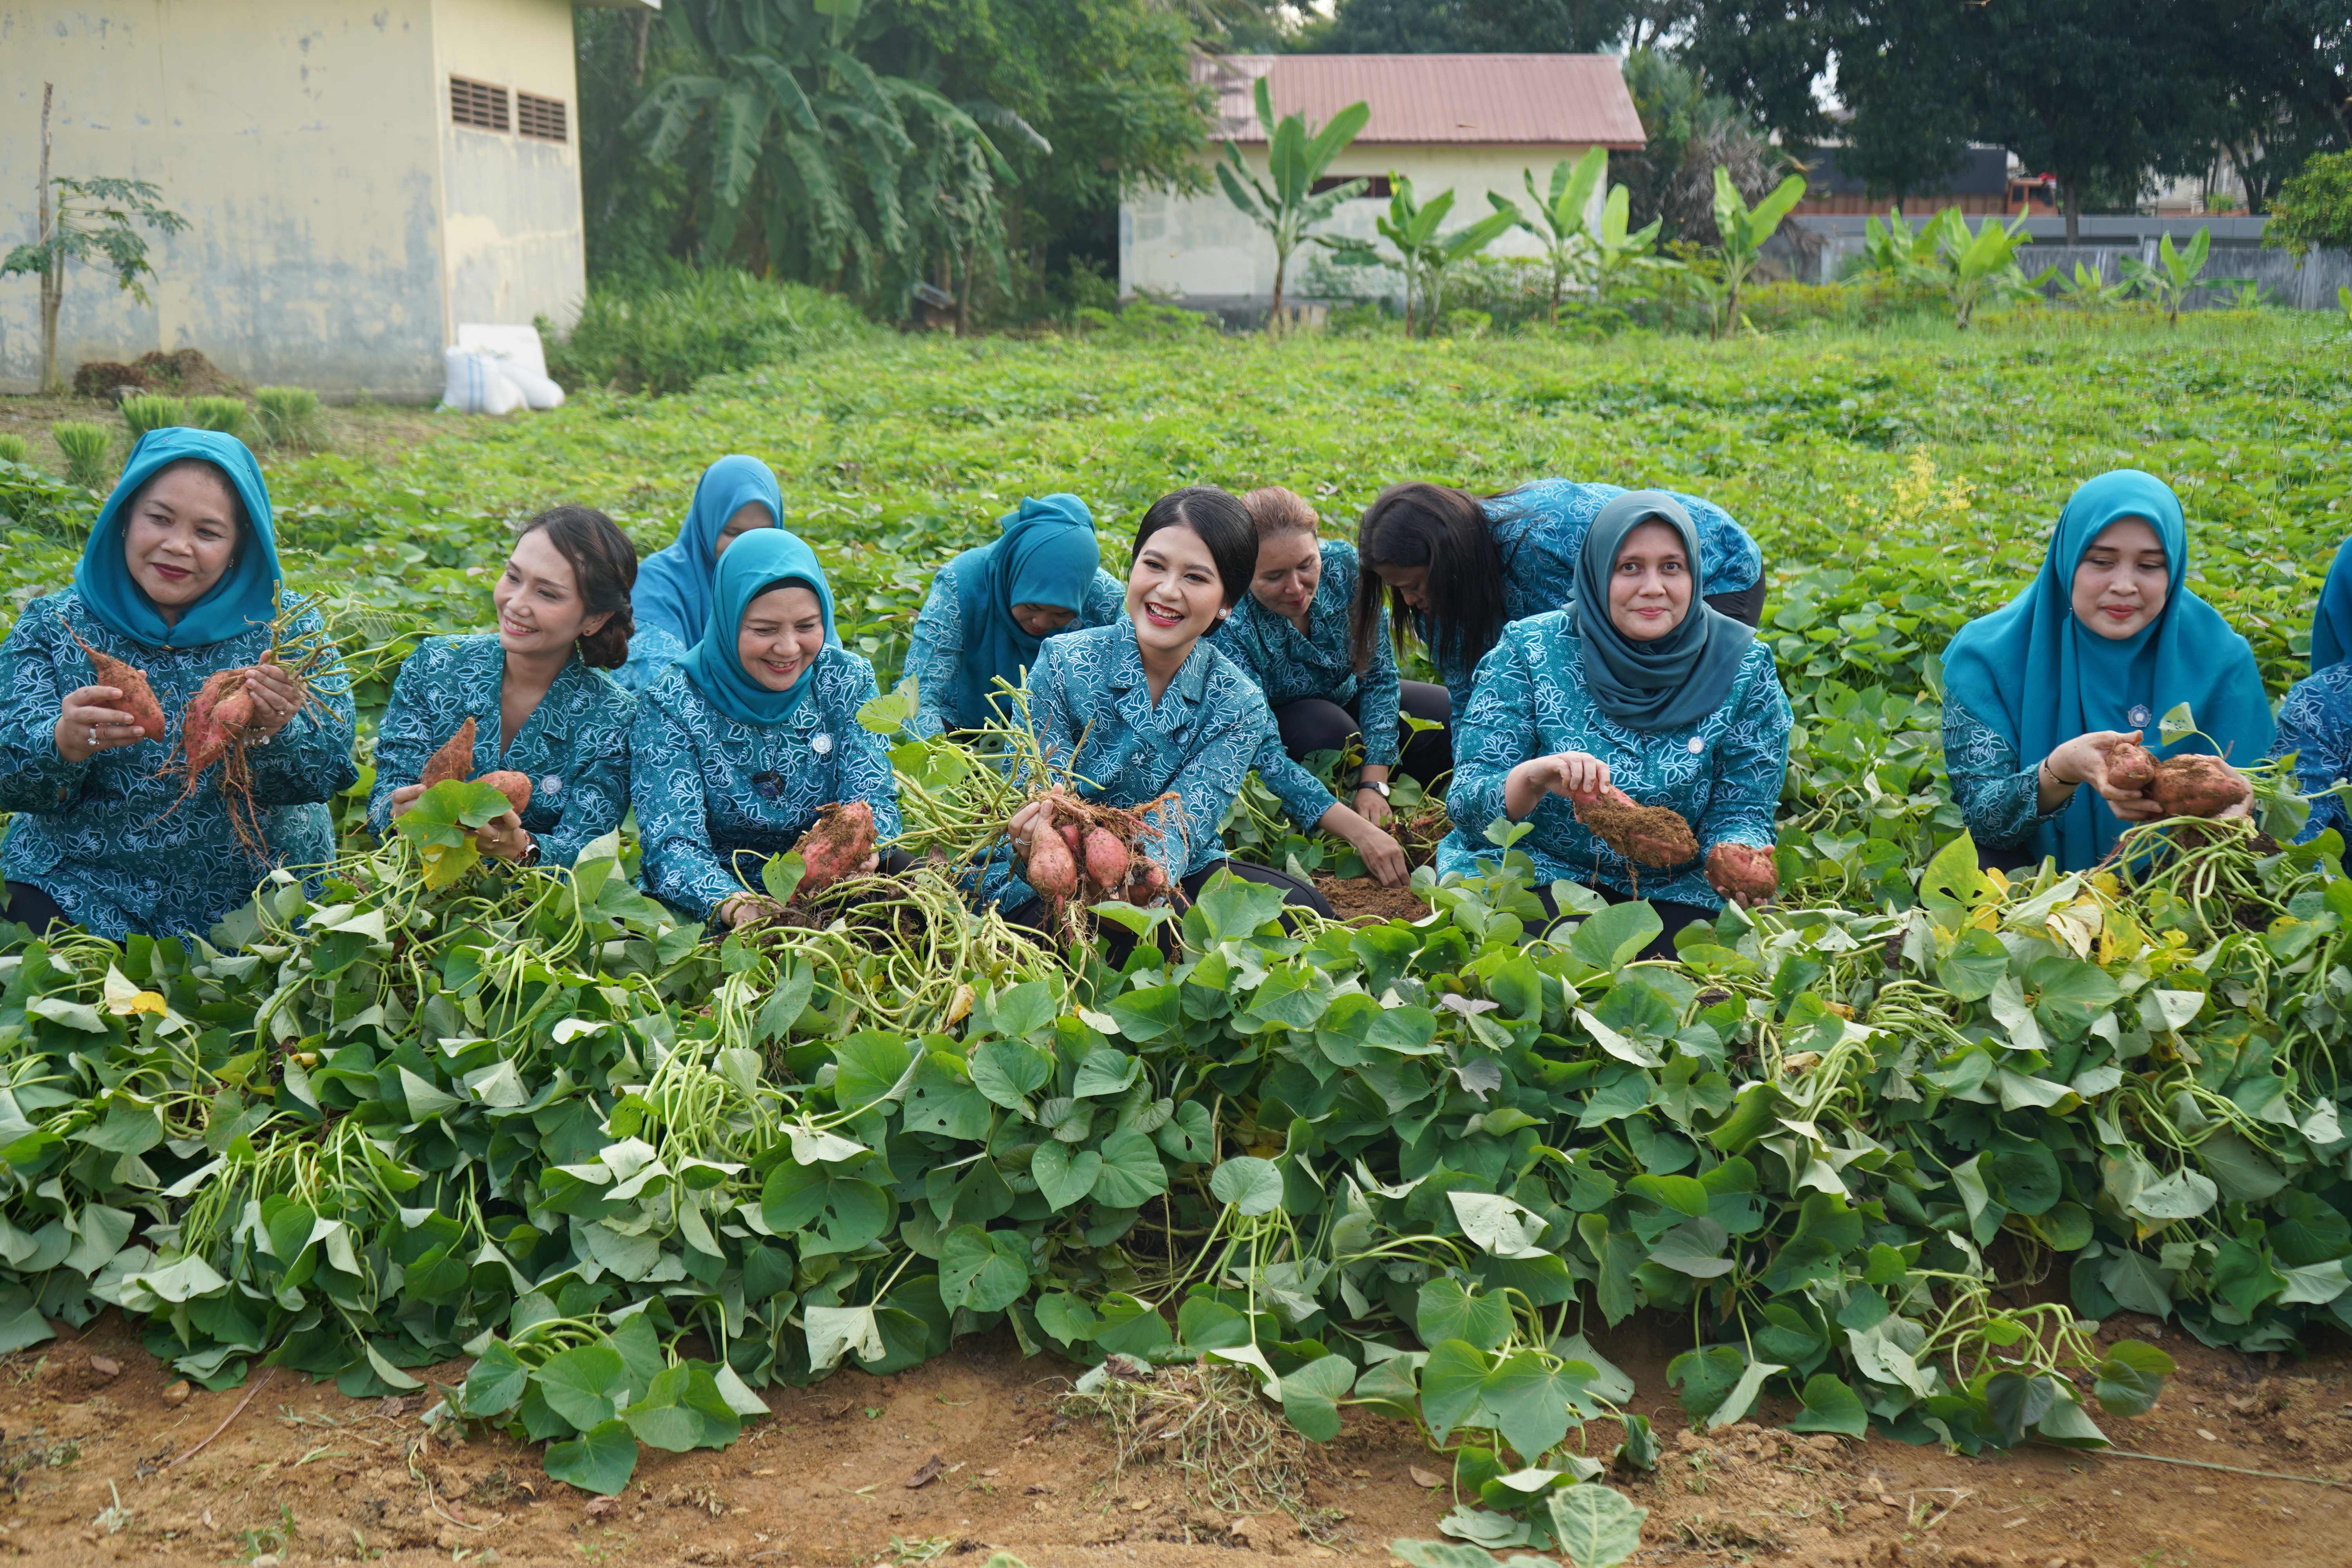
[
  {"left": 1521, "top": 879, "right": 1714, "bottom": 961},
  {"left": 3, "top": 882, "right": 71, "bottom": 935},
  {"left": 1006, "top": 858, "right": 1333, "bottom": 963},
  {"left": 1272, "top": 679, "right": 1453, "bottom": 786},
  {"left": 1704, "top": 583, "right": 1768, "bottom": 628}
]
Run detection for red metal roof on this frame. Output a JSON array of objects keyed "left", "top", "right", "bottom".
[{"left": 1201, "top": 54, "right": 1646, "bottom": 149}]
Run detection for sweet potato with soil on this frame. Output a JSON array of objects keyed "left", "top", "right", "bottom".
[
  {"left": 1081, "top": 827, "right": 1130, "bottom": 894},
  {"left": 1575, "top": 794, "right": 1699, "bottom": 868},
  {"left": 1129, "top": 859, "right": 1170, "bottom": 904},
  {"left": 2146, "top": 754, "right": 2250, "bottom": 819},
  {"left": 2091, "top": 734, "right": 2157, "bottom": 793},
  {"left": 1708, "top": 841, "right": 1779, "bottom": 904},
  {"left": 73, "top": 635, "right": 165, "bottom": 742},
  {"left": 791, "top": 801, "right": 878, "bottom": 894},
  {"left": 1058, "top": 822, "right": 1082, "bottom": 855},
  {"left": 421, "top": 717, "right": 477, "bottom": 788},
  {"left": 475, "top": 770, "right": 534, "bottom": 818},
  {"left": 173, "top": 668, "right": 253, "bottom": 781},
  {"left": 1023, "top": 833, "right": 1079, "bottom": 902}
]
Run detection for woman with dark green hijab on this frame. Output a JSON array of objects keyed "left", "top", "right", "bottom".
[{"left": 1436, "top": 491, "right": 1791, "bottom": 951}]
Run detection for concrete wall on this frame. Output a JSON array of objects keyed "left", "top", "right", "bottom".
[
  {"left": 432, "top": 0, "right": 586, "bottom": 336},
  {"left": 0, "top": 3, "right": 448, "bottom": 396},
  {"left": 1122, "top": 144, "right": 1606, "bottom": 306}
]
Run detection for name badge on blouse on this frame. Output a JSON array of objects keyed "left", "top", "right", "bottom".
[
  {"left": 1687, "top": 737, "right": 1705, "bottom": 754},
  {"left": 811, "top": 733, "right": 834, "bottom": 756},
  {"left": 2127, "top": 704, "right": 2152, "bottom": 729},
  {"left": 539, "top": 774, "right": 563, "bottom": 799},
  {"left": 751, "top": 771, "right": 783, "bottom": 800}
]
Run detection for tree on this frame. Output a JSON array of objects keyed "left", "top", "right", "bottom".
[
  {"left": 1310, "top": 0, "right": 1634, "bottom": 53},
  {"left": 1215, "top": 77, "right": 1372, "bottom": 332},
  {"left": 2264, "top": 150, "right": 2352, "bottom": 256},
  {"left": 1617, "top": 50, "right": 1788, "bottom": 244},
  {"left": 1374, "top": 175, "right": 1519, "bottom": 333},
  {"left": 1703, "top": 165, "right": 1805, "bottom": 335},
  {"left": 1, "top": 85, "right": 187, "bottom": 394},
  {"left": 1501, "top": 149, "right": 1607, "bottom": 326}
]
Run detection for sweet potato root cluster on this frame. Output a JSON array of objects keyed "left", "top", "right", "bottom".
[
  {"left": 157, "top": 655, "right": 325, "bottom": 860},
  {"left": 2146, "top": 754, "right": 2251, "bottom": 819},
  {"left": 1016, "top": 788, "right": 1172, "bottom": 909},
  {"left": 789, "top": 801, "right": 878, "bottom": 896}
]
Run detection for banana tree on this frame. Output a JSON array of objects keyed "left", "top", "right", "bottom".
[
  {"left": 1497, "top": 149, "right": 1606, "bottom": 327},
  {"left": 1587, "top": 184, "right": 1665, "bottom": 305},
  {"left": 2119, "top": 228, "right": 2212, "bottom": 327},
  {"left": 1937, "top": 214, "right": 2043, "bottom": 328},
  {"left": 2055, "top": 259, "right": 2133, "bottom": 311},
  {"left": 1707, "top": 166, "right": 1807, "bottom": 338},
  {"left": 1855, "top": 205, "right": 1947, "bottom": 283},
  {"left": 1376, "top": 176, "right": 1519, "bottom": 335},
  {"left": 1216, "top": 77, "right": 1372, "bottom": 334}
]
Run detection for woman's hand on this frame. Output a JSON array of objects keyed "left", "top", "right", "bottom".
[
  {"left": 1323, "top": 804, "right": 1410, "bottom": 888},
  {"left": 240, "top": 659, "right": 305, "bottom": 744},
  {"left": 475, "top": 810, "right": 535, "bottom": 862},
  {"left": 1353, "top": 785, "right": 1393, "bottom": 828},
  {"left": 386, "top": 782, "right": 427, "bottom": 817},
  {"left": 1503, "top": 751, "right": 1610, "bottom": 820},
  {"left": 54, "top": 686, "right": 143, "bottom": 764},
  {"left": 2045, "top": 730, "right": 2164, "bottom": 821},
  {"left": 718, "top": 895, "right": 777, "bottom": 929},
  {"left": 1007, "top": 799, "right": 1051, "bottom": 851}
]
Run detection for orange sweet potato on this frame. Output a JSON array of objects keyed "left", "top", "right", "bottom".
[
  {"left": 2147, "top": 754, "right": 2250, "bottom": 818},
  {"left": 476, "top": 769, "right": 534, "bottom": 817},
  {"left": 791, "top": 800, "right": 878, "bottom": 894},
  {"left": 2092, "top": 734, "right": 2158, "bottom": 793},
  {"left": 73, "top": 635, "right": 165, "bottom": 743},
  {"left": 1024, "top": 833, "right": 1079, "bottom": 902},
  {"left": 1081, "top": 826, "right": 1130, "bottom": 894},
  {"left": 421, "top": 717, "right": 477, "bottom": 788}
]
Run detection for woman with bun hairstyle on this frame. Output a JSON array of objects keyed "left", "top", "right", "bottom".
[
  {"left": 1439, "top": 492, "right": 1789, "bottom": 954},
  {"left": 1352, "top": 478, "right": 1766, "bottom": 721},
  {"left": 988, "top": 486, "right": 1335, "bottom": 920},
  {"left": 631, "top": 528, "right": 901, "bottom": 927},
  {"left": 616, "top": 455, "right": 784, "bottom": 693},
  {"left": 1942, "top": 470, "right": 2271, "bottom": 873},
  {"left": 369, "top": 506, "right": 639, "bottom": 869},
  {"left": 0, "top": 428, "right": 356, "bottom": 937}
]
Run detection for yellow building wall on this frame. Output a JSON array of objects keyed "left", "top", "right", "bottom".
[
  {"left": 1122, "top": 143, "right": 1608, "bottom": 305},
  {"left": 0, "top": 3, "right": 446, "bottom": 396}
]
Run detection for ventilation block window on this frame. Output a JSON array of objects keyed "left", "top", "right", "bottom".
[
  {"left": 516, "top": 92, "right": 568, "bottom": 144},
  {"left": 450, "top": 76, "right": 510, "bottom": 133},
  {"left": 1311, "top": 175, "right": 1392, "bottom": 198}
]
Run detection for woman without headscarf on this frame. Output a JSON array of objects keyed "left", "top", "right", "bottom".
[
  {"left": 1208, "top": 488, "right": 1429, "bottom": 886},
  {"left": 614, "top": 455, "right": 783, "bottom": 693},
  {"left": 1438, "top": 492, "right": 1789, "bottom": 954},
  {"left": 1352, "top": 477, "right": 1766, "bottom": 726},
  {"left": 0, "top": 429, "right": 357, "bottom": 937},
  {"left": 630, "top": 528, "right": 902, "bottom": 927},
  {"left": 903, "top": 493, "right": 1126, "bottom": 737},
  {"left": 988, "top": 486, "right": 1336, "bottom": 926},
  {"left": 368, "top": 508, "right": 639, "bottom": 868},
  {"left": 2278, "top": 535, "right": 2352, "bottom": 843},
  {"left": 1943, "top": 471, "right": 2272, "bottom": 873}
]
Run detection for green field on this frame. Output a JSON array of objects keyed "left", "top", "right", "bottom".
[{"left": 2, "top": 315, "right": 2351, "bottom": 1529}]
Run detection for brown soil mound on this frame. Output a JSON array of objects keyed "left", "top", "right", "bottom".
[{"left": 69, "top": 348, "right": 244, "bottom": 401}]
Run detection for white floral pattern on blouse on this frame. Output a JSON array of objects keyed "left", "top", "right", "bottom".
[
  {"left": 1940, "top": 696, "right": 2067, "bottom": 855},
  {"left": 2272, "top": 664, "right": 2352, "bottom": 844}
]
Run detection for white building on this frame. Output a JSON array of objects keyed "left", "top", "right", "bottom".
[
  {"left": 1121, "top": 53, "right": 1646, "bottom": 315},
  {"left": 1, "top": 0, "right": 654, "bottom": 398}
]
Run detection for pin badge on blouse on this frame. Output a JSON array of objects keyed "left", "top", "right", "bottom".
[
  {"left": 751, "top": 771, "right": 783, "bottom": 800},
  {"left": 1688, "top": 737, "right": 1705, "bottom": 754},
  {"left": 2127, "top": 704, "right": 2152, "bottom": 729},
  {"left": 811, "top": 733, "right": 834, "bottom": 755},
  {"left": 539, "top": 774, "right": 563, "bottom": 798}
]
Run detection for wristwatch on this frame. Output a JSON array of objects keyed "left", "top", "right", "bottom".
[{"left": 1359, "top": 780, "right": 1392, "bottom": 800}]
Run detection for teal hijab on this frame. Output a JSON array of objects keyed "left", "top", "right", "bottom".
[
  {"left": 74, "top": 428, "right": 282, "bottom": 648},
  {"left": 679, "top": 527, "right": 835, "bottom": 727},
  {"left": 1566, "top": 490, "right": 1754, "bottom": 730},
  {"left": 1944, "top": 470, "right": 2274, "bottom": 870},
  {"left": 635, "top": 455, "right": 782, "bottom": 646},
  {"left": 942, "top": 494, "right": 1100, "bottom": 725}
]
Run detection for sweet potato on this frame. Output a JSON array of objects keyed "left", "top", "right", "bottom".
[
  {"left": 73, "top": 635, "right": 165, "bottom": 742},
  {"left": 1129, "top": 859, "right": 1169, "bottom": 904},
  {"left": 1058, "top": 822, "right": 1082, "bottom": 855},
  {"left": 176, "top": 668, "right": 251, "bottom": 780},
  {"left": 476, "top": 769, "right": 534, "bottom": 818},
  {"left": 1575, "top": 794, "right": 1699, "bottom": 868},
  {"left": 791, "top": 800, "right": 877, "bottom": 894},
  {"left": 421, "top": 717, "right": 477, "bottom": 787},
  {"left": 1081, "top": 826, "right": 1130, "bottom": 894},
  {"left": 1708, "top": 841, "right": 1779, "bottom": 904},
  {"left": 2146, "top": 754, "right": 2250, "bottom": 819},
  {"left": 1023, "top": 833, "right": 1079, "bottom": 902},
  {"left": 2092, "top": 734, "right": 2157, "bottom": 792}
]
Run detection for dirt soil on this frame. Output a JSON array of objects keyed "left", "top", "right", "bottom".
[
  {"left": 1318, "top": 876, "right": 1436, "bottom": 926},
  {"left": 4, "top": 1310, "right": 2348, "bottom": 1567}
]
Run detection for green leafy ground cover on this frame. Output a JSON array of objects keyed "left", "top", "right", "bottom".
[{"left": 2, "top": 316, "right": 2351, "bottom": 1539}]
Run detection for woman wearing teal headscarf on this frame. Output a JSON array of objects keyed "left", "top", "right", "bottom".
[
  {"left": 0, "top": 428, "right": 356, "bottom": 937},
  {"left": 904, "top": 493, "right": 1125, "bottom": 737},
  {"left": 615, "top": 454, "right": 784, "bottom": 693},
  {"left": 630, "top": 528, "right": 901, "bottom": 925},
  {"left": 1942, "top": 470, "right": 2273, "bottom": 872},
  {"left": 1438, "top": 492, "right": 1790, "bottom": 954}
]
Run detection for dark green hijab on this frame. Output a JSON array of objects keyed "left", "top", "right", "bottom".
[{"left": 1566, "top": 490, "right": 1755, "bottom": 731}]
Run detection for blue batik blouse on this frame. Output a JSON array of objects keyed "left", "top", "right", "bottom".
[
  {"left": 904, "top": 566, "right": 1127, "bottom": 738},
  {"left": 2272, "top": 664, "right": 2352, "bottom": 844},
  {"left": 980, "top": 623, "right": 1274, "bottom": 908},
  {"left": 613, "top": 624, "right": 692, "bottom": 696},
  {"left": 0, "top": 589, "right": 357, "bottom": 938},
  {"left": 1430, "top": 480, "right": 1765, "bottom": 716},
  {"left": 1437, "top": 612, "right": 1789, "bottom": 909},
  {"left": 1210, "top": 540, "right": 1403, "bottom": 765},
  {"left": 628, "top": 647, "right": 902, "bottom": 920},
  {"left": 365, "top": 635, "right": 635, "bottom": 869},
  {"left": 1942, "top": 698, "right": 2071, "bottom": 857}
]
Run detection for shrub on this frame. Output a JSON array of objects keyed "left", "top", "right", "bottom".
[
  {"left": 542, "top": 266, "right": 871, "bottom": 396},
  {"left": 254, "top": 387, "right": 326, "bottom": 452},
  {"left": 0, "top": 446, "right": 96, "bottom": 538},
  {"left": 2266, "top": 151, "right": 2352, "bottom": 258},
  {"left": 119, "top": 395, "right": 187, "bottom": 441},
  {"left": 1071, "top": 299, "right": 1219, "bottom": 342},
  {"left": 51, "top": 421, "right": 115, "bottom": 490},
  {"left": 186, "top": 395, "right": 252, "bottom": 440},
  {"left": 0, "top": 434, "right": 27, "bottom": 465}
]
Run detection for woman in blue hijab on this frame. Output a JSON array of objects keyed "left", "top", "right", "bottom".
[
  {"left": 630, "top": 528, "right": 901, "bottom": 926},
  {"left": 1438, "top": 492, "right": 1789, "bottom": 954},
  {"left": 0, "top": 428, "right": 357, "bottom": 937},
  {"left": 1942, "top": 470, "right": 2272, "bottom": 872},
  {"left": 2268, "top": 535, "right": 2352, "bottom": 844},
  {"left": 904, "top": 493, "right": 1125, "bottom": 737},
  {"left": 2310, "top": 537, "right": 2352, "bottom": 675},
  {"left": 615, "top": 455, "right": 783, "bottom": 693}
]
